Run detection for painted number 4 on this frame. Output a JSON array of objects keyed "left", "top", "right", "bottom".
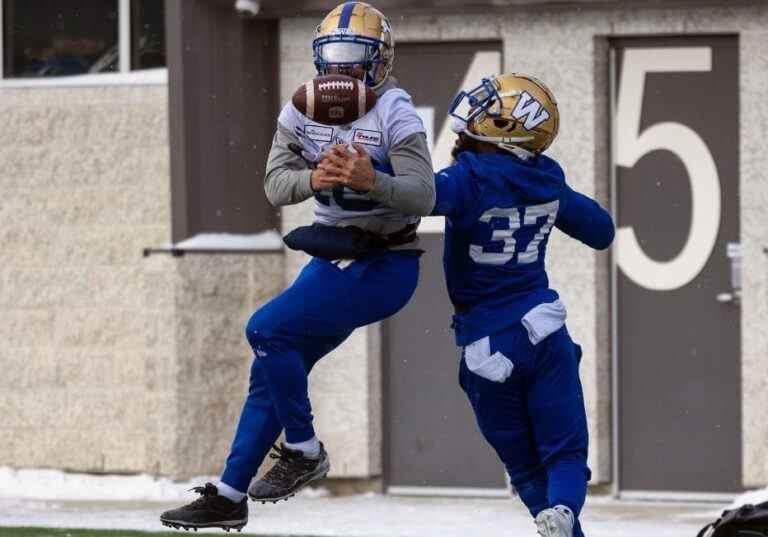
[{"left": 470, "top": 200, "right": 560, "bottom": 266}]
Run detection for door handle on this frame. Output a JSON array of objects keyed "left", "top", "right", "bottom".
[
  {"left": 718, "top": 242, "right": 741, "bottom": 306},
  {"left": 717, "top": 290, "right": 741, "bottom": 304}
]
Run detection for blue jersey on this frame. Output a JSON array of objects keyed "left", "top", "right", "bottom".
[{"left": 432, "top": 151, "right": 614, "bottom": 345}]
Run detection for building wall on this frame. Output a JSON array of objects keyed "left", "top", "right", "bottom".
[
  {"left": 0, "top": 84, "right": 285, "bottom": 480},
  {"left": 2, "top": 1, "right": 765, "bottom": 489},
  {"left": 0, "top": 85, "right": 173, "bottom": 473},
  {"left": 279, "top": 1, "right": 768, "bottom": 487},
  {"left": 162, "top": 252, "right": 284, "bottom": 479}
]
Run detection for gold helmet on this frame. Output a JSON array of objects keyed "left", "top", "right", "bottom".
[
  {"left": 312, "top": 2, "right": 394, "bottom": 90},
  {"left": 449, "top": 73, "right": 559, "bottom": 159}
]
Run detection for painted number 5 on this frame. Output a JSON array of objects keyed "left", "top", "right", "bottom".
[{"left": 615, "top": 47, "right": 721, "bottom": 291}]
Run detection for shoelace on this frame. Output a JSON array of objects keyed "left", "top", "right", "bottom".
[
  {"left": 187, "top": 482, "right": 219, "bottom": 507},
  {"left": 264, "top": 444, "right": 303, "bottom": 484}
]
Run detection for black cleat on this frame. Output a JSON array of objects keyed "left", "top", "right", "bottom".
[
  {"left": 160, "top": 482, "right": 247, "bottom": 532},
  {"left": 248, "top": 443, "right": 330, "bottom": 503}
]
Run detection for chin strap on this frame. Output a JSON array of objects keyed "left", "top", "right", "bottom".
[
  {"left": 454, "top": 124, "right": 536, "bottom": 161},
  {"left": 498, "top": 143, "right": 535, "bottom": 161}
]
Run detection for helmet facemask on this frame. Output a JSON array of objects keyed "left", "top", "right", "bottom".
[
  {"left": 449, "top": 78, "right": 504, "bottom": 126},
  {"left": 313, "top": 33, "right": 390, "bottom": 89}
]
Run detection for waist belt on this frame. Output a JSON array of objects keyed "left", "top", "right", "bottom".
[
  {"left": 283, "top": 223, "right": 419, "bottom": 260},
  {"left": 382, "top": 223, "right": 418, "bottom": 247}
]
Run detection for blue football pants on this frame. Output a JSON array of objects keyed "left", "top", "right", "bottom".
[
  {"left": 221, "top": 252, "right": 419, "bottom": 492},
  {"left": 459, "top": 324, "right": 591, "bottom": 537}
]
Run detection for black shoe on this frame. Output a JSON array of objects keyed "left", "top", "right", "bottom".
[
  {"left": 248, "top": 442, "right": 330, "bottom": 503},
  {"left": 160, "top": 482, "right": 248, "bottom": 532}
]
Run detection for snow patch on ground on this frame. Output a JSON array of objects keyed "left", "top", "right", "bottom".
[
  {"left": 0, "top": 468, "right": 721, "bottom": 537},
  {"left": 0, "top": 467, "right": 329, "bottom": 502},
  {"left": 0, "top": 494, "right": 718, "bottom": 537},
  {"left": 0, "top": 468, "right": 212, "bottom": 501}
]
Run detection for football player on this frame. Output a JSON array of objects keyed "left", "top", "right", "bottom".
[
  {"left": 433, "top": 74, "right": 614, "bottom": 537},
  {"left": 160, "top": 2, "right": 434, "bottom": 532}
]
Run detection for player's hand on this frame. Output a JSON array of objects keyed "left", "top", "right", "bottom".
[
  {"left": 310, "top": 168, "right": 341, "bottom": 191},
  {"left": 318, "top": 144, "right": 376, "bottom": 193}
]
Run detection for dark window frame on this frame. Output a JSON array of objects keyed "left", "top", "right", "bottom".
[{"left": 0, "top": 0, "right": 167, "bottom": 80}]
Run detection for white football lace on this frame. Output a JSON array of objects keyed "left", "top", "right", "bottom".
[{"left": 318, "top": 81, "right": 355, "bottom": 92}]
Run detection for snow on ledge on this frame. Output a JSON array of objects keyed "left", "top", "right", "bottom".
[
  {"left": 730, "top": 487, "right": 768, "bottom": 509},
  {"left": 171, "top": 231, "right": 283, "bottom": 252},
  {"left": 0, "top": 467, "right": 330, "bottom": 502},
  {"left": 0, "top": 468, "right": 209, "bottom": 502}
]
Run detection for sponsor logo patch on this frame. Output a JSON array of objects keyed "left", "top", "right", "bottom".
[
  {"left": 305, "top": 124, "right": 333, "bottom": 142},
  {"left": 352, "top": 128, "right": 382, "bottom": 147}
]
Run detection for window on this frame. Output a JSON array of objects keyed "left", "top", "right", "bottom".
[
  {"left": 1, "top": 0, "right": 166, "bottom": 79},
  {"left": 131, "top": 0, "right": 166, "bottom": 70}
]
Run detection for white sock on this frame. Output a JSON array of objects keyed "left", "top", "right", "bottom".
[
  {"left": 216, "top": 480, "right": 246, "bottom": 503},
  {"left": 285, "top": 436, "right": 321, "bottom": 459}
]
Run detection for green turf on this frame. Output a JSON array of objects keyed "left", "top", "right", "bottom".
[
  {"left": 0, "top": 528, "right": 340, "bottom": 537},
  {"left": 0, "top": 530, "right": 183, "bottom": 537},
  {"left": 0, "top": 530, "right": 280, "bottom": 537},
  {"left": 0, "top": 530, "right": 322, "bottom": 537}
]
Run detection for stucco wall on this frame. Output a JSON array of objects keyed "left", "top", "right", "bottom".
[
  {"left": 279, "top": 1, "right": 768, "bottom": 487},
  {"left": 162, "top": 253, "right": 284, "bottom": 478},
  {"left": 0, "top": 85, "right": 173, "bottom": 473},
  {"left": 0, "top": 84, "right": 285, "bottom": 480}
]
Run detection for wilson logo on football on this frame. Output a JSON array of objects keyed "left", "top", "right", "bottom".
[{"left": 320, "top": 94, "right": 352, "bottom": 104}]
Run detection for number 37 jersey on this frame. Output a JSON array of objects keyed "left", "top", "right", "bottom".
[
  {"left": 432, "top": 151, "right": 615, "bottom": 345},
  {"left": 277, "top": 81, "right": 426, "bottom": 232}
]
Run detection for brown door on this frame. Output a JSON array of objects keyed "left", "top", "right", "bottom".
[
  {"left": 612, "top": 36, "right": 742, "bottom": 494},
  {"left": 382, "top": 42, "right": 507, "bottom": 491}
]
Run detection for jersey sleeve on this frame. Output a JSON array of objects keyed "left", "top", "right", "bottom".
[
  {"left": 431, "top": 163, "right": 478, "bottom": 221},
  {"left": 380, "top": 88, "right": 427, "bottom": 147},
  {"left": 367, "top": 132, "right": 435, "bottom": 216},
  {"left": 555, "top": 185, "right": 615, "bottom": 250},
  {"left": 263, "top": 123, "right": 315, "bottom": 207}
]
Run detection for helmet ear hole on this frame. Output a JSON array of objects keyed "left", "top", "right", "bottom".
[{"left": 493, "top": 119, "right": 509, "bottom": 129}]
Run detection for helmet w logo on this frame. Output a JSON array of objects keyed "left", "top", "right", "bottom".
[{"left": 512, "top": 91, "right": 551, "bottom": 130}]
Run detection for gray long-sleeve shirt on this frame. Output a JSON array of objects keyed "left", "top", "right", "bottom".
[
  {"left": 264, "top": 125, "right": 435, "bottom": 216},
  {"left": 264, "top": 77, "right": 435, "bottom": 235}
]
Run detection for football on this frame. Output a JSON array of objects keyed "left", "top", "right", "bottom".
[{"left": 292, "top": 74, "right": 377, "bottom": 126}]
